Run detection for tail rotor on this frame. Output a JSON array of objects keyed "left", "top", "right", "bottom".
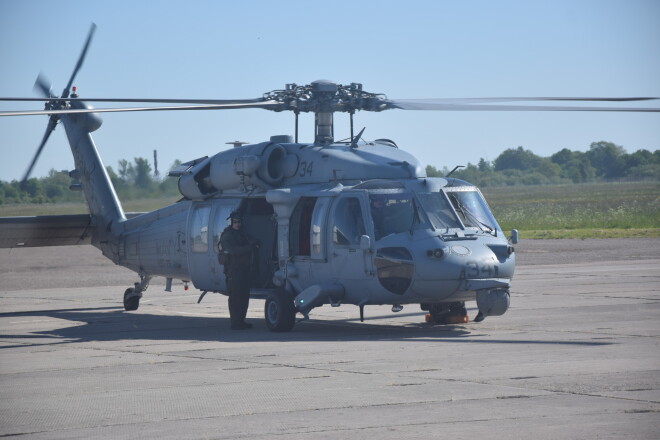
[{"left": 20, "top": 23, "right": 96, "bottom": 185}]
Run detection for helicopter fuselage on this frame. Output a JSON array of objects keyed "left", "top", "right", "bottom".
[{"left": 113, "top": 139, "right": 515, "bottom": 324}]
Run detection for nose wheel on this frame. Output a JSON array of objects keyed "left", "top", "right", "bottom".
[{"left": 424, "top": 302, "right": 469, "bottom": 324}]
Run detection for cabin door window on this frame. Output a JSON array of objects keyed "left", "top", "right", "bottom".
[
  {"left": 290, "top": 197, "right": 317, "bottom": 257},
  {"left": 190, "top": 205, "right": 211, "bottom": 253}
]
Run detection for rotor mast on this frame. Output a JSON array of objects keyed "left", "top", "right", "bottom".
[{"left": 311, "top": 80, "right": 336, "bottom": 144}]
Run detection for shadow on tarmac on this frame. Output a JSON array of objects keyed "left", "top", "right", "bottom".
[{"left": 0, "top": 305, "right": 612, "bottom": 348}]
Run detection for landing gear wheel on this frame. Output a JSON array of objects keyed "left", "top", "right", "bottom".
[
  {"left": 264, "top": 293, "right": 296, "bottom": 332},
  {"left": 123, "top": 288, "right": 140, "bottom": 311}
]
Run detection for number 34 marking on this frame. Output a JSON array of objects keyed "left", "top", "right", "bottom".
[{"left": 299, "top": 161, "right": 313, "bottom": 177}]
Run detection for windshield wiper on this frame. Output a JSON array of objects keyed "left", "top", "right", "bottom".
[
  {"left": 410, "top": 198, "right": 420, "bottom": 235},
  {"left": 452, "top": 196, "right": 495, "bottom": 235}
]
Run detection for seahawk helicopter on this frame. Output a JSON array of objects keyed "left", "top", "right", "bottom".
[{"left": 2, "top": 25, "right": 658, "bottom": 331}]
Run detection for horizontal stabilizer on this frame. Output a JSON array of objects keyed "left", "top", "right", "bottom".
[{"left": 0, "top": 214, "right": 94, "bottom": 248}]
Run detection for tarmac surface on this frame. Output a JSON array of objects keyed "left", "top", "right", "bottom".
[{"left": 0, "top": 239, "right": 658, "bottom": 439}]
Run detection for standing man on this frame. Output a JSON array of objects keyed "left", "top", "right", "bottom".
[{"left": 219, "top": 211, "right": 260, "bottom": 330}]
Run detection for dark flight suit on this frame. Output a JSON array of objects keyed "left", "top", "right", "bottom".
[{"left": 219, "top": 226, "right": 257, "bottom": 328}]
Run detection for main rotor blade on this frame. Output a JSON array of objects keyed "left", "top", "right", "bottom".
[
  {"left": 61, "top": 23, "right": 96, "bottom": 99},
  {"left": 387, "top": 97, "right": 659, "bottom": 106},
  {"left": 0, "top": 100, "right": 282, "bottom": 117},
  {"left": 387, "top": 100, "right": 660, "bottom": 112},
  {"left": 0, "top": 97, "right": 267, "bottom": 105},
  {"left": 21, "top": 116, "right": 58, "bottom": 183}
]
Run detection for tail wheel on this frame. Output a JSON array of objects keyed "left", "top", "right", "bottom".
[
  {"left": 123, "top": 288, "right": 140, "bottom": 311},
  {"left": 264, "top": 293, "right": 296, "bottom": 332}
]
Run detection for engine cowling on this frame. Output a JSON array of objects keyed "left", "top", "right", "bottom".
[{"left": 177, "top": 141, "right": 299, "bottom": 199}]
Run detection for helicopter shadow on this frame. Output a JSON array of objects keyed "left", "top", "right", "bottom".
[{"left": 0, "top": 306, "right": 611, "bottom": 348}]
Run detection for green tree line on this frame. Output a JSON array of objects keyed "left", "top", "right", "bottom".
[
  {"left": 427, "top": 141, "right": 660, "bottom": 187},
  {"left": 0, "top": 158, "right": 181, "bottom": 204},
  {"left": 1, "top": 141, "right": 658, "bottom": 204}
]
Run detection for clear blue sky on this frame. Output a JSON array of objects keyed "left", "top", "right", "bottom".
[{"left": 1, "top": 0, "right": 658, "bottom": 181}]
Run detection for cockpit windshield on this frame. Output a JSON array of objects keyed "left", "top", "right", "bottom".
[
  {"left": 366, "top": 188, "right": 499, "bottom": 239},
  {"left": 368, "top": 192, "right": 418, "bottom": 241},
  {"left": 446, "top": 189, "right": 500, "bottom": 233}
]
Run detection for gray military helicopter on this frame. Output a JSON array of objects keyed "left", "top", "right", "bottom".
[{"left": 2, "top": 25, "right": 658, "bottom": 331}]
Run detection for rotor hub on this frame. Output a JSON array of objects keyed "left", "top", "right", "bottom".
[{"left": 263, "top": 80, "right": 390, "bottom": 114}]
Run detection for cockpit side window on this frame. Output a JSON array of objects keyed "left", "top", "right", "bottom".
[
  {"left": 332, "top": 197, "right": 366, "bottom": 246},
  {"left": 416, "top": 192, "right": 462, "bottom": 230},
  {"left": 369, "top": 193, "right": 417, "bottom": 241}
]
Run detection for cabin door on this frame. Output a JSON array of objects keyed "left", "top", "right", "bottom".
[
  {"left": 187, "top": 203, "right": 214, "bottom": 290},
  {"left": 328, "top": 193, "right": 373, "bottom": 280}
]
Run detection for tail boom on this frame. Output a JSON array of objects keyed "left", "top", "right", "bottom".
[{"left": 60, "top": 102, "right": 126, "bottom": 261}]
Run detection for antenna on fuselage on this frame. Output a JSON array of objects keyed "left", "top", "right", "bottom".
[
  {"left": 350, "top": 127, "right": 366, "bottom": 148},
  {"left": 153, "top": 149, "right": 159, "bottom": 177},
  {"left": 226, "top": 141, "right": 249, "bottom": 148},
  {"left": 446, "top": 165, "right": 465, "bottom": 177}
]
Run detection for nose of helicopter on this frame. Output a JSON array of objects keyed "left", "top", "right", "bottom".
[{"left": 398, "top": 236, "right": 515, "bottom": 300}]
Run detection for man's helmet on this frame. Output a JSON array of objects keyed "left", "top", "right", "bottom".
[{"left": 228, "top": 211, "right": 243, "bottom": 221}]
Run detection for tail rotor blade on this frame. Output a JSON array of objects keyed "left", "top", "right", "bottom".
[
  {"left": 21, "top": 116, "right": 58, "bottom": 184},
  {"left": 61, "top": 23, "right": 96, "bottom": 98},
  {"left": 34, "top": 73, "right": 55, "bottom": 98}
]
